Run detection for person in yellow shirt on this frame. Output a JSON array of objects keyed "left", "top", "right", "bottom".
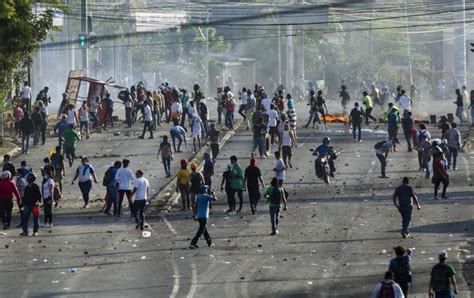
[
  {"left": 363, "top": 91, "right": 377, "bottom": 125},
  {"left": 175, "top": 159, "right": 191, "bottom": 210}
]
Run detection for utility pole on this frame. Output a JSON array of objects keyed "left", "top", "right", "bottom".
[
  {"left": 286, "top": 25, "right": 293, "bottom": 94},
  {"left": 405, "top": 2, "right": 413, "bottom": 85},
  {"left": 453, "top": 0, "right": 466, "bottom": 85},
  {"left": 81, "top": 0, "right": 88, "bottom": 74},
  {"left": 278, "top": 25, "right": 282, "bottom": 85}
]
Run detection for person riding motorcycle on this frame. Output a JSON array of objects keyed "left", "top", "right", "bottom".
[{"left": 313, "top": 137, "right": 337, "bottom": 180}]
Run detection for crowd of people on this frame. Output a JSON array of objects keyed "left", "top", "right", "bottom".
[{"left": 1, "top": 77, "right": 470, "bottom": 297}]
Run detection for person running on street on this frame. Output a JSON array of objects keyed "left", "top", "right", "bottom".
[
  {"left": 206, "top": 123, "right": 221, "bottom": 162},
  {"left": 189, "top": 184, "right": 216, "bottom": 249},
  {"left": 157, "top": 135, "right": 173, "bottom": 177},
  {"left": 0, "top": 171, "right": 21, "bottom": 230},
  {"left": 428, "top": 251, "right": 459, "bottom": 298},
  {"left": 432, "top": 151, "right": 449, "bottom": 200},
  {"left": 389, "top": 245, "right": 413, "bottom": 296},
  {"left": 445, "top": 122, "right": 461, "bottom": 170},
  {"left": 191, "top": 113, "right": 204, "bottom": 152},
  {"left": 279, "top": 122, "right": 296, "bottom": 168},
  {"left": 41, "top": 169, "right": 55, "bottom": 227},
  {"left": 71, "top": 156, "right": 98, "bottom": 209},
  {"left": 176, "top": 159, "right": 191, "bottom": 210},
  {"left": 315, "top": 90, "right": 328, "bottom": 128},
  {"left": 264, "top": 177, "right": 287, "bottom": 235},
  {"left": 139, "top": 101, "right": 154, "bottom": 139},
  {"left": 375, "top": 139, "right": 399, "bottom": 178},
  {"left": 221, "top": 164, "right": 235, "bottom": 213},
  {"left": 401, "top": 111, "right": 414, "bottom": 152},
  {"left": 230, "top": 156, "right": 244, "bottom": 213},
  {"left": 363, "top": 91, "right": 377, "bottom": 125},
  {"left": 238, "top": 87, "right": 247, "bottom": 120},
  {"left": 267, "top": 104, "right": 279, "bottom": 145},
  {"left": 244, "top": 158, "right": 265, "bottom": 214},
  {"left": 246, "top": 90, "right": 256, "bottom": 130},
  {"left": 103, "top": 160, "right": 121, "bottom": 216},
  {"left": 115, "top": 159, "right": 135, "bottom": 217},
  {"left": 349, "top": 102, "right": 364, "bottom": 142},
  {"left": 371, "top": 271, "right": 405, "bottom": 298},
  {"left": 393, "top": 177, "right": 421, "bottom": 238},
  {"left": 50, "top": 146, "right": 65, "bottom": 193},
  {"left": 303, "top": 90, "right": 318, "bottom": 129},
  {"left": 19, "top": 112, "right": 34, "bottom": 154},
  {"left": 62, "top": 125, "right": 80, "bottom": 167},
  {"left": 170, "top": 125, "right": 187, "bottom": 152},
  {"left": 20, "top": 173, "right": 41, "bottom": 236},
  {"left": 252, "top": 115, "right": 267, "bottom": 159},
  {"left": 131, "top": 170, "right": 149, "bottom": 231}
]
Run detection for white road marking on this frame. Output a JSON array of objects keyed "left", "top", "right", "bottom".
[
  {"left": 162, "top": 217, "right": 177, "bottom": 235},
  {"left": 187, "top": 263, "right": 198, "bottom": 298},
  {"left": 169, "top": 261, "right": 180, "bottom": 298},
  {"left": 460, "top": 155, "right": 472, "bottom": 182}
]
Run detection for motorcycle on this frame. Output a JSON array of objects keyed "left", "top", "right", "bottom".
[{"left": 315, "top": 156, "right": 331, "bottom": 184}]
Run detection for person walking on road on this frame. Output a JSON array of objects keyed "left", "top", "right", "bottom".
[
  {"left": 252, "top": 115, "right": 267, "bottom": 159},
  {"left": 246, "top": 90, "right": 256, "bottom": 130},
  {"left": 19, "top": 112, "right": 34, "bottom": 154},
  {"left": 445, "top": 123, "right": 461, "bottom": 170},
  {"left": 189, "top": 184, "right": 216, "bottom": 249},
  {"left": 387, "top": 107, "right": 400, "bottom": 151},
  {"left": 267, "top": 104, "right": 279, "bottom": 145},
  {"left": 50, "top": 146, "right": 65, "bottom": 193},
  {"left": 428, "top": 251, "right": 459, "bottom": 298},
  {"left": 71, "top": 156, "right": 98, "bottom": 209},
  {"left": 363, "top": 91, "right": 377, "bottom": 125},
  {"left": 62, "top": 126, "right": 80, "bottom": 167},
  {"left": 131, "top": 170, "right": 149, "bottom": 231},
  {"left": 191, "top": 113, "right": 204, "bottom": 152},
  {"left": 273, "top": 151, "right": 286, "bottom": 187},
  {"left": 402, "top": 111, "right": 414, "bottom": 152},
  {"left": 244, "top": 158, "right": 265, "bottom": 214},
  {"left": 416, "top": 124, "right": 431, "bottom": 170},
  {"left": 0, "top": 171, "right": 21, "bottom": 230},
  {"left": 454, "top": 88, "right": 464, "bottom": 125},
  {"left": 419, "top": 134, "right": 432, "bottom": 179},
  {"left": 115, "top": 159, "right": 135, "bottom": 217},
  {"left": 230, "top": 156, "right": 244, "bottom": 213},
  {"left": 221, "top": 164, "right": 235, "bottom": 213},
  {"left": 349, "top": 102, "right": 364, "bottom": 142},
  {"left": 189, "top": 163, "right": 205, "bottom": 212},
  {"left": 79, "top": 101, "right": 89, "bottom": 140},
  {"left": 170, "top": 125, "right": 186, "bottom": 152},
  {"left": 103, "top": 160, "right": 121, "bottom": 215},
  {"left": 139, "top": 101, "right": 154, "bottom": 139},
  {"left": 388, "top": 245, "right": 413, "bottom": 296},
  {"left": 176, "top": 159, "right": 191, "bottom": 210},
  {"left": 264, "top": 177, "right": 287, "bottom": 235},
  {"left": 279, "top": 122, "right": 296, "bottom": 168},
  {"left": 157, "top": 135, "right": 173, "bottom": 177},
  {"left": 202, "top": 153, "right": 214, "bottom": 191},
  {"left": 206, "top": 123, "right": 221, "bottom": 162},
  {"left": 433, "top": 151, "right": 449, "bottom": 200},
  {"left": 371, "top": 271, "right": 405, "bottom": 298},
  {"left": 375, "top": 139, "right": 399, "bottom": 178},
  {"left": 41, "top": 169, "right": 55, "bottom": 227},
  {"left": 303, "top": 90, "right": 318, "bottom": 129},
  {"left": 393, "top": 177, "right": 421, "bottom": 238},
  {"left": 20, "top": 173, "right": 41, "bottom": 236}
]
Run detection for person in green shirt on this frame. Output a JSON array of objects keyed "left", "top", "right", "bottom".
[
  {"left": 428, "top": 251, "right": 459, "bottom": 297},
  {"left": 363, "top": 91, "right": 377, "bottom": 125},
  {"left": 264, "top": 177, "right": 288, "bottom": 235},
  {"left": 230, "top": 155, "right": 244, "bottom": 213},
  {"left": 62, "top": 126, "right": 80, "bottom": 167}
]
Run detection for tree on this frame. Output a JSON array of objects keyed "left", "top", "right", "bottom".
[{"left": 0, "top": 1, "right": 59, "bottom": 145}]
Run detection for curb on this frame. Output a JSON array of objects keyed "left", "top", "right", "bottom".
[{"left": 146, "top": 120, "right": 243, "bottom": 215}]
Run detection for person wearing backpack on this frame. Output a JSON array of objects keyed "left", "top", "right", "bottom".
[
  {"left": 103, "top": 160, "right": 122, "bottom": 216},
  {"left": 428, "top": 251, "right": 459, "bottom": 298},
  {"left": 264, "top": 177, "right": 287, "bottom": 236},
  {"left": 50, "top": 146, "right": 65, "bottom": 193},
  {"left": 375, "top": 139, "right": 399, "bottom": 178},
  {"left": 371, "top": 271, "right": 405, "bottom": 298},
  {"left": 389, "top": 245, "right": 413, "bottom": 296}
]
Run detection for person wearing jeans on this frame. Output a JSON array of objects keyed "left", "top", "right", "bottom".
[
  {"left": 446, "top": 123, "right": 461, "bottom": 170},
  {"left": 189, "top": 185, "right": 216, "bottom": 249},
  {"left": 393, "top": 177, "right": 421, "bottom": 238},
  {"left": 115, "top": 159, "right": 135, "bottom": 217},
  {"left": 139, "top": 101, "right": 153, "bottom": 139},
  {"left": 0, "top": 171, "right": 21, "bottom": 230},
  {"left": 170, "top": 125, "right": 186, "bottom": 152},
  {"left": 375, "top": 139, "right": 397, "bottom": 178},
  {"left": 19, "top": 112, "right": 34, "bottom": 154},
  {"left": 131, "top": 170, "right": 149, "bottom": 231},
  {"left": 42, "top": 172, "right": 55, "bottom": 227},
  {"left": 21, "top": 173, "right": 42, "bottom": 236},
  {"left": 265, "top": 177, "right": 287, "bottom": 235},
  {"left": 157, "top": 136, "right": 173, "bottom": 177},
  {"left": 71, "top": 156, "right": 98, "bottom": 209},
  {"left": 103, "top": 160, "right": 121, "bottom": 216}
]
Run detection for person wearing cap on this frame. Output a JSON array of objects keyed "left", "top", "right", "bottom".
[
  {"left": 0, "top": 171, "right": 21, "bottom": 230},
  {"left": 20, "top": 173, "right": 41, "bottom": 236},
  {"left": 131, "top": 170, "right": 149, "bottom": 231},
  {"left": 371, "top": 271, "right": 405, "bottom": 298},
  {"left": 244, "top": 158, "right": 265, "bottom": 214},
  {"left": 176, "top": 159, "right": 191, "bottom": 210},
  {"left": 189, "top": 184, "right": 216, "bottom": 249},
  {"left": 428, "top": 251, "right": 459, "bottom": 297},
  {"left": 388, "top": 245, "right": 413, "bottom": 296},
  {"left": 375, "top": 139, "right": 399, "bottom": 178},
  {"left": 393, "top": 177, "right": 421, "bottom": 238},
  {"left": 71, "top": 156, "right": 98, "bottom": 209}
]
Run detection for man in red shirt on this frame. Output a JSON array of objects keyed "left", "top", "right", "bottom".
[{"left": 0, "top": 171, "right": 21, "bottom": 230}]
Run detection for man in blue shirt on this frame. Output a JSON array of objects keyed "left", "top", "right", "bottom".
[
  {"left": 169, "top": 125, "right": 187, "bottom": 152},
  {"left": 190, "top": 184, "right": 216, "bottom": 249},
  {"left": 103, "top": 160, "right": 122, "bottom": 216}
]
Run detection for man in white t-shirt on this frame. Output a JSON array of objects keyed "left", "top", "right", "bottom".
[
  {"left": 21, "top": 81, "right": 32, "bottom": 112},
  {"left": 115, "top": 159, "right": 135, "bottom": 216},
  {"left": 139, "top": 101, "right": 154, "bottom": 139},
  {"left": 267, "top": 104, "right": 279, "bottom": 145},
  {"left": 398, "top": 90, "right": 412, "bottom": 112},
  {"left": 132, "top": 170, "right": 149, "bottom": 231},
  {"left": 273, "top": 151, "right": 286, "bottom": 185},
  {"left": 261, "top": 96, "right": 271, "bottom": 113}
]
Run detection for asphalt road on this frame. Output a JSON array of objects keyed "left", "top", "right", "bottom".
[{"left": 0, "top": 100, "right": 473, "bottom": 297}]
